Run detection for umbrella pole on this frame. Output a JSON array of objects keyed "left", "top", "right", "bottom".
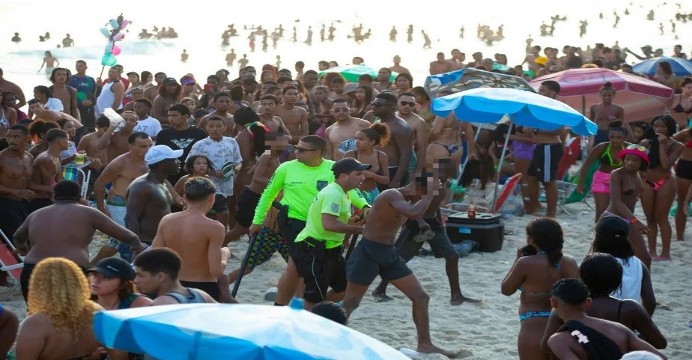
[
  {"left": 231, "top": 233, "right": 257, "bottom": 298},
  {"left": 344, "top": 234, "right": 359, "bottom": 261},
  {"left": 491, "top": 122, "right": 514, "bottom": 212},
  {"left": 456, "top": 122, "right": 483, "bottom": 185}
]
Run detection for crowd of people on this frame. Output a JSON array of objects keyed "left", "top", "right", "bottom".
[{"left": 0, "top": 34, "right": 689, "bottom": 358}]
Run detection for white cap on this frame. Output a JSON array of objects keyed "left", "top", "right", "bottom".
[{"left": 145, "top": 145, "right": 183, "bottom": 166}]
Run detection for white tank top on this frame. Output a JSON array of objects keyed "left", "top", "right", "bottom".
[
  {"left": 610, "top": 256, "right": 643, "bottom": 304},
  {"left": 96, "top": 81, "right": 123, "bottom": 117}
]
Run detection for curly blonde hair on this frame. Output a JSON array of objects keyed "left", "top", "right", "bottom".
[{"left": 28, "top": 258, "right": 100, "bottom": 340}]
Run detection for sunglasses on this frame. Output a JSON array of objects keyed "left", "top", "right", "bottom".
[
  {"left": 626, "top": 144, "right": 647, "bottom": 151},
  {"left": 399, "top": 101, "right": 416, "bottom": 107},
  {"left": 295, "top": 147, "right": 318, "bottom": 153}
]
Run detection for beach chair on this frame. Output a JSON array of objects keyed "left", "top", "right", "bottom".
[
  {"left": 0, "top": 228, "right": 23, "bottom": 282},
  {"left": 492, "top": 173, "right": 522, "bottom": 213},
  {"left": 62, "top": 166, "right": 91, "bottom": 198},
  {"left": 557, "top": 136, "right": 582, "bottom": 181}
]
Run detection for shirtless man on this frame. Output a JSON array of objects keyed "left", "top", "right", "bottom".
[
  {"left": 143, "top": 72, "right": 166, "bottom": 103},
  {"left": 96, "top": 110, "right": 138, "bottom": 163},
  {"left": 373, "top": 92, "right": 413, "bottom": 188},
  {"left": 49, "top": 67, "right": 80, "bottom": 120},
  {"left": 0, "top": 68, "right": 26, "bottom": 108},
  {"left": 275, "top": 85, "right": 309, "bottom": 144},
  {"left": 525, "top": 81, "right": 566, "bottom": 218},
  {"left": 396, "top": 92, "right": 428, "bottom": 173},
  {"left": 198, "top": 92, "right": 236, "bottom": 137},
  {"left": 0, "top": 125, "right": 34, "bottom": 285},
  {"left": 14, "top": 180, "right": 144, "bottom": 301},
  {"left": 258, "top": 95, "right": 291, "bottom": 134},
  {"left": 134, "top": 248, "right": 217, "bottom": 305},
  {"left": 91, "top": 132, "right": 151, "bottom": 263},
  {"left": 123, "top": 145, "right": 181, "bottom": 253},
  {"left": 29, "top": 128, "right": 69, "bottom": 213},
  {"left": 374, "top": 68, "right": 392, "bottom": 92},
  {"left": 28, "top": 99, "right": 78, "bottom": 123},
  {"left": 324, "top": 99, "right": 370, "bottom": 160},
  {"left": 547, "top": 279, "right": 667, "bottom": 360},
  {"left": 389, "top": 55, "right": 410, "bottom": 75},
  {"left": 77, "top": 116, "right": 109, "bottom": 169},
  {"left": 429, "top": 52, "right": 454, "bottom": 75},
  {"left": 153, "top": 177, "right": 234, "bottom": 303},
  {"left": 341, "top": 173, "right": 455, "bottom": 357}
]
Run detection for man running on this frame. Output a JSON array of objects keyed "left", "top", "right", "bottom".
[
  {"left": 153, "top": 177, "right": 234, "bottom": 303},
  {"left": 341, "top": 173, "right": 455, "bottom": 357},
  {"left": 14, "top": 180, "right": 145, "bottom": 301}
]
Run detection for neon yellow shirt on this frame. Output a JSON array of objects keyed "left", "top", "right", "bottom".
[
  {"left": 295, "top": 182, "right": 351, "bottom": 249},
  {"left": 252, "top": 159, "right": 368, "bottom": 225}
]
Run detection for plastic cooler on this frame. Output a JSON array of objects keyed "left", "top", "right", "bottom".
[{"left": 444, "top": 212, "right": 504, "bottom": 252}]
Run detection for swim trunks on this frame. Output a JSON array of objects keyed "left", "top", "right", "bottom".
[
  {"left": 528, "top": 143, "right": 563, "bottom": 183},
  {"left": 292, "top": 238, "right": 346, "bottom": 304},
  {"left": 346, "top": 238, "right": 413, "bottom": 286},
  {"left": 234, "top": 187, "right": 261, "bottom": 227},
  {"left": 244, "top": 225, "right": 289, "bottom": 270}
]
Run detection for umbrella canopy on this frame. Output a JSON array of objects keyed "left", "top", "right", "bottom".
[
  {"left": 318, "top": 65, "right": 397, "bottom": 83},
  {"left": 424, "top": 68, "right": 535, "bottom": 99},
  {"left": 94, "top": 304, "right": 408, "bottom": 360},
  {"left": 632, "top": 56, "right": 692, "bottom": 77},
  {"left": 530, "top": 67, "right": 674, "bottom": 122},
  {"left": 431, "top": 87, "right": 597, "bottom": 136}
]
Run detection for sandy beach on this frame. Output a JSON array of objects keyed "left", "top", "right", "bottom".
[{"left": 2, "top": 194, "right": 690, "bottom": 359}]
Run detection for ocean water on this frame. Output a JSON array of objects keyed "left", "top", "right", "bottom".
[{"left": 0, "top": 0, "right": 689, "bottom": 103}]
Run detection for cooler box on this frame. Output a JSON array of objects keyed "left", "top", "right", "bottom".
[{"left": 445, "top": 212, "right": 504, "bottom": 252}]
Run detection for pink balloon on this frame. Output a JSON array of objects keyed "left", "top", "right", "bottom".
[
  {"left": 120, "top": 20, "right": 131, "bottom": 30},
  {"left": 111, "top": 45, "right": 122, "bottom": 56},
  {"left": 112, "top": 33, "right": 125, "bottom": 41}
]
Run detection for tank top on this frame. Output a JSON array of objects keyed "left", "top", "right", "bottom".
[
  {"left": 164, "top": 288, "right": 206, "bottom": 304},
  {"left": 96, "top": 80, "right": 123, "bottom": 117},
  {"left": 610, "top": 256, "right": 643, "bottom": 304}
]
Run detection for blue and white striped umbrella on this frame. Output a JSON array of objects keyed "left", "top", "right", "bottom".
[{"left": 632, "top": 56, "right": 692, "bottom": 77}]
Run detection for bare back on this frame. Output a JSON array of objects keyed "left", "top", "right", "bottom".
[
  {"left": 154, "top": 211, "right": 225, "bottom": 282},
  {"left": 17, "top": 312, "right": 100, "bottom": 360}
]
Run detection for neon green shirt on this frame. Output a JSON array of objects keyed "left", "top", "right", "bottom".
[
  {"left": 252, "top": 159, "right": 368, "bottom": 225},
  {"left": 295, "top": 182, "right": 351, "bottom": 249}
]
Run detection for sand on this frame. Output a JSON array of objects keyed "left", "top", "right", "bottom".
[{"left": 1, "top": 198, "right": 691, "bottom": 359}]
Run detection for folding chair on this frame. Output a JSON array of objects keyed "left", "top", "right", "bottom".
[
  {"left": 492, "top": 173, "right": 522, "bottom": 213},
  {"left": 62, "top": 166, "right": 91, "bottom": 198},
  {"left": 0, "top": 228, "right": 23, "bottom": 282}
]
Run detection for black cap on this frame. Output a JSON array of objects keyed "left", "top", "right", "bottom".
[
  {"left": 163, "top": 77, "right": 178, "bottom": 85},
  {"left": 596, "top": 216, "right": 629, "bottom": 240},
  {"left": 332, "top": 158, "right": 371, "bottom": 177},
  {"left": 87, "top": 257, "right": 135, "bottom": 280}
]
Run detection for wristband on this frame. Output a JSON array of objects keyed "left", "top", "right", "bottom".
[{"left": 629, "top": 218, "right": 639, "bottom": 224}]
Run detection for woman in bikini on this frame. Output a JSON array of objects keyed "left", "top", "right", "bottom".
[
  {"left": 426, "top": 109, "right": 476, "bottom": 172},
  {"left": 501, "top": 218, "right": 579, "bottom": 360},
  {"left": 589, "top": 82, "right": 625, "bottom": 146},
  {"left": 576, "top": 123, "right": 629, "bottom": 222},
  {"left": 89, "top": 257, "right": 152, "bottom": 360},
  {"left": 672, "top": 127, "right": 692, "bottom": 241},
  {"left": 411, "top": 86, "right": 435, "bottom": 127},
  {"left": 669, "top": 77, "right": 692, "bottom": 130},
  {"left": 641, "top": 115, "right": 683, "bottom": 261},
  {"left": 540, "top": 253, "right": 667, "bottom": 353},
  {"left": 602, "top": 143, "right": 652, "bottom": 269},
  {"left": 15, "top": 258, "right": 104, "bottom": 360},
  {"left": 343, "top": 123, "right": 390, "bottom": 204}
]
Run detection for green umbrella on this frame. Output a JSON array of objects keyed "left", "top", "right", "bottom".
[{"left": 319, "top": 65, "right": 398, "bottom": 83}]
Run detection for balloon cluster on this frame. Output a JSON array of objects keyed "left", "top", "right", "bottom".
[{"left": 100, "top": 13, "right": 130, "bottom": 67}]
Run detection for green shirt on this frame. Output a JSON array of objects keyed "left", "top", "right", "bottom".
[
  {"left": 295, "top": 182, "right": 351, "bottom": 249},
  {"left": 252, "top": 159, "right": 368, "bottom": 225}
]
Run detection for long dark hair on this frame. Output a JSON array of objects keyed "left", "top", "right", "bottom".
[
  {"left": 647, "top": 115, "right": 677, "bottom": 169},
  {"left": 580, "top": 253, "right": 623, "bottom": 298},
  {"left": 234, "top": 107, "right": 266, "bottom": 158},
  {"left": 525, "top": 218, "right": 564, "bottom": 268}
]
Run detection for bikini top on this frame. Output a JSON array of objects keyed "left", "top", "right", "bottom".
[
  {"left": 600, "top": 143, "right": 623, "bottom": 167},
  {"left": 672, "top": 101, "right": 692, "bottom": 114},
  {"left": 355, "top": 150, "right": 383, "bottom": 175}
]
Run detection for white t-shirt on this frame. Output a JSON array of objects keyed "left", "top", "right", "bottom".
[
  {"left": 133, "top": 116, "right": 163, "bottom": 138},
  {"left": 186, "top": 136, "right": 242, "bottom": 197},
  {"left": 45, "top": 97, "right": 64, "bottom": 112},
  {"left": 610, "top": 256, "right": 643, "bottom": 304}
]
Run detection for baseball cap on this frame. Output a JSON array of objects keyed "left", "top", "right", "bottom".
[
  {"left": 595, "top": 216, "right": 629, "bottom": 241},
  {"left": 145, "top": 145, "right": 183, "bottom": 166},
  {"left": 163, "top": 77, "right": 178, "bottom": 85},
  {"left": 332, "top": 158, "right": 371, "bottom": 177},
  {"left": 181, "top": 78, "right": 196, "bottom": 86},
  {"left": 344, "top": 82, "right": 359, "bottom": 94},
  {"left": 87, "top": 257, "right": 135, "bottom": 280}
]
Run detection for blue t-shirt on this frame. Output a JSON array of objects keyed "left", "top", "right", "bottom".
[{"left": 67, "top": 74, "right": 96, "bottom": 108}]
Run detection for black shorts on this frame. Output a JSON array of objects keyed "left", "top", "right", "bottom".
[
  {"left": 210, "top": 194, "right": 228, "bottom": 214},
  {"left": 280, "top": 218, "right": 306, "bottom": 246},
  {"left": 676, "top": 159, "right": 692, "bottom": 181},
  {"left": 234, "top": 187, "right": 261, "bottom": 228},
  {"left": 180, "top": 280, "right": 220, "bottom": 302},
  {"left": 528, "top": 143, "right": 563, "bottom": 183},
  {"left": 292, "top": 238, "right": 346, "bottom": 304},
  {"left": 346, "top": 238, "right": 413, "bottom": 286},
  {"left": 27, "top": 198, "right": 53, "bottom": 214},
  {"left": 0, "top": 198, "right": 28, "bottom": 244},
  {"left": 397, "top": 218, "right": 458, "bottom": 260}
]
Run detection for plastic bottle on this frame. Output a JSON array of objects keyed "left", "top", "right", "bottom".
[{"left": 289, "top": 297, "right": 304, "bottom": 310}]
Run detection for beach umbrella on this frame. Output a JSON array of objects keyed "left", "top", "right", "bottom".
[
  {"left": 94, "top": 304, "right": 408, "bottom": 360},
  {"left": 424, "top": 67, "right": 535, "bottom": 99},
  {"left": 632, "top": 56, "right": 692, "bottom": 77},
  {"left": 318, "top": 65, "right": 397, "bottom": 82},
  {"left": 431, "top": 87, "right": 597, "bottom": 209},
  {"left": 531, "top": 67, "right": 674, "bottom": 122}
]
